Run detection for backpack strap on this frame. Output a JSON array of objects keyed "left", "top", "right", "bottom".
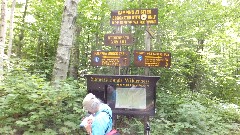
[
  {"left": 101, "top": 110, "right": 112, "bottom": 134},
  {"left": 102, "top": 110, "right": 112, "bottom": 119}
]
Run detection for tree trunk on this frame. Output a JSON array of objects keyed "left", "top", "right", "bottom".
[
  {"left": 17, "top": 0, "right": 28, "bottom": 58},
  {"left": 7, "top": 0, "right": 17, "bottom": 58},
  {"left": 68, "top": 25, "right": 81, "bottom": 79},
  {"left": 0, "top": 0, "right": 8, "bottom": 80},
  {"left": 51, "top": 0, "right": 79, "bottom": 84}
]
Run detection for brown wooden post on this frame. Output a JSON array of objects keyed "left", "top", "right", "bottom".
[
  {"left": 113, "top": 26, "right": 122, "bottom": 75},
  {"left": 112, "top": 26, "right": 122, "bottom": 129},
  {"left": 144, "top": 25, "right": 151, "bottom": 135},
  {"left": 145, "top": 25, "right": 151, "bottom": 76}
]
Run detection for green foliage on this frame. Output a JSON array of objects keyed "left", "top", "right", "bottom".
[
  {"left": 1, "top": 62, "right": 240, "bottom": 134},
  {"left": 150, "top": 91, "right": 240, "bottom": 135},
  {"left": 4, "top": 0, "right": 240, "bottom": 134},
  {"left": 0, "top": 67, "right": 87, "bottom": 134},
  {"left": 116, "top": 116, "right": 144, "bottom": 135},
  {"left": 12, "top": 0, "right": 63, "bottom": 80}
]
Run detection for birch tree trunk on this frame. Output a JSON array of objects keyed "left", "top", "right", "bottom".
[
  {"left": 0, "top": 0, "right": 8, "bottom": 80},
  {"left": 7, "top": 0, "right": 16, "bottom": 58},
  {"left": 68, "top": 25, "right": 81, "bottom": 79},
  {"left": 51, "top": 0, "right": 79, "bottom": 83}
]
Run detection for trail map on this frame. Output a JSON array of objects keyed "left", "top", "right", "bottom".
[{"left": 115, "top": 88, "right": 146, "bottom": 109}]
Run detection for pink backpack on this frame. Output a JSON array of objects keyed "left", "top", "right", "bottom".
[{"left": 106, "top": 129, "right": 120, "bottom": 135}]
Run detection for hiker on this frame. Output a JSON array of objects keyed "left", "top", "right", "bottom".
[{"left": 82, "top": 93, "right": 113, "bottom": 135}]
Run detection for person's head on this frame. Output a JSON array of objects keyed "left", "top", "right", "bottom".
[{"left": 82, "top": 93, "right": 101, "bottom": 114}]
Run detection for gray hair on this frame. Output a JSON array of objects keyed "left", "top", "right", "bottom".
[{"left": 82, "top": 93, "right": 101, "bottom": 113}]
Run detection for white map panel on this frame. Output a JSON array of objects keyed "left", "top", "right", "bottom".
[{"left": 115, "top": 88, "right": 146, "bottom": 109}]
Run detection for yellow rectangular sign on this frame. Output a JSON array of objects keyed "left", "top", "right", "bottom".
[
  {"left": 104, "top": 33, "right": 133, "bottom": 46},
  {"left": 91, "top": 51, "right": 130, "bottom": 67},
  {"left": 110, "top": 9, "right": 158, "bottom": 26},
  {"left": 134, "top": 50, "right": 171, "bottom": 68}
]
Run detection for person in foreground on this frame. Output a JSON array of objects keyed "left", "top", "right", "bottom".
[{"left": 82, "top": 93, "right": 113, "bottom": 135}]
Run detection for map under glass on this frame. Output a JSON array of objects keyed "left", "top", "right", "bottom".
[{"left": 115, "top": 88, "right": 146, "bottom": 109}]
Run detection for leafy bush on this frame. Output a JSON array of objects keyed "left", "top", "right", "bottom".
[
  {"left": 150, "top": 91, "right": 240, "bottom": 135},
  {"left": 0, "top": 69, "right": 87, "bottom": 134},
  {"left": 1, "top": 64, "right": 239, "bottom": 135}
]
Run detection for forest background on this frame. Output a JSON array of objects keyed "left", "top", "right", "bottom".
[{"left": 0, "top": 0, "right": 240, "bottom": 134}]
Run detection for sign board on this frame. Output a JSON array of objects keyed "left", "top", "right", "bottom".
[
  {"left": 104, "top": 33, "right": 133, "bottom": 46},
  {"left": 134, "top": 50, "right": 171, "bottom": 68},
  {"left": 91, "top": 51, "right": 130, "bottom": 67},
  {"left": 110, "top": 9, "right": 158, "bottom": 26},
  {"left": 84, "top": 74, "right": 160, "bottom": 116}
]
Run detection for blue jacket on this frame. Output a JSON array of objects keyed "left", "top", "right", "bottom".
[{"left": 92, "top": 103, "right": 112, "bottom": 135}]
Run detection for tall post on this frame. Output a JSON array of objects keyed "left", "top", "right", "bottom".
[
  {"left": 144, "top": 25, "right": 151, "bottom": 135},
  {"left": 112, "top": 26, "right": 122, "bottom": 129},
  {"left": 145, "top": 25, "right": 151, "bottom": 76},
  {"left": 115, "top": 26, "right": 122, "bottom": 75}
]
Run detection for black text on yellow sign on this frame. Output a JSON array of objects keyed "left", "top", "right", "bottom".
[
  {"left": 91, "top": 51, "right": 130, "bottom": 67},
  {"left": 134, "top": 50, "right": 171, "bottom": 68},
  {"left": 110, "top": 9, "right": 158, "bottom": 26}
]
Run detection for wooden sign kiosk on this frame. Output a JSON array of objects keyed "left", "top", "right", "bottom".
[
  {"left": 84, "top": 74, "right": 160, "bottom": 116},
  {"left": 87, "top": 8, "right": 171, "bottom": 135}
]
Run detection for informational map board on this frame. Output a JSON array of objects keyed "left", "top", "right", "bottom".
[
  {"left": 110, "top": 9, "right": 158, "bottom": 26},
  {"left": 104, "top": 33, "right": 133, "bottom": 46},
  {"left": 134, "top": 50, "right": 171, "bottom": 68},
  {"left": 115, "top": 87, "right": 146, "bottom": 109},
  {"left": 91, "top": 51, "right": 130, "bottom": 67},
  {"left": 84, "top": 74, "right": 160, "bottom": 116}
]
